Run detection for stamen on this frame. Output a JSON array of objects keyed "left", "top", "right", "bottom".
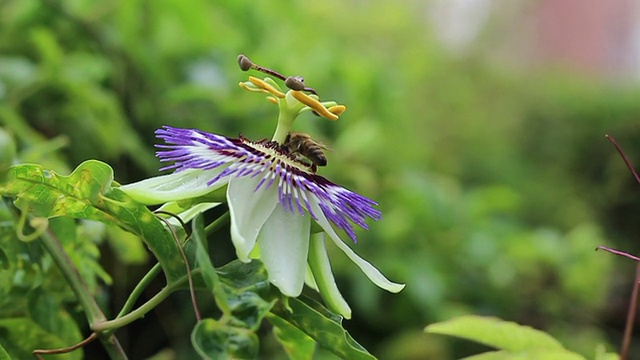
[
  {"left": 237, "top": 54, "right": 287, "bottom": 81},
  {"left": 239, "top": 82, "right": 266, "bottom": 93},
  {"left": 266, "top": 96, "right": 278, "bottom": 104},
  {"left": 248, "top": 76, "right": 285, "bottom": 98},
  {"left": 291, "top": 91, "right": 339, "bottom": 121},
  {"left": 285, "top": 76, "right": 318, "bottom": 95},
  {"left": 328, "top": 105, "right": 347, "bottom": 115}
]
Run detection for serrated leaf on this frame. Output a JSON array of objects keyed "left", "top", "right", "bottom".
[
  {"left": 425, "top": 315, "right": 564, "bottom": 352},
  {"left": 0, "top": 161, "right": 187, "bottom": 282},
  {"left": 0, "top": 317, "right": 82, "bottom": 360},
  {"left": 268, "top": 313, "right": 315, "bottom": 360},
  {"left": 269, "top": 296, "right": 374, "bottom": 360},
  {"left": 191, "top": 318, "right": 259, "bottom": 360},
  {"left": 463, "top": 349, "right": 586, "bottom": 360}
]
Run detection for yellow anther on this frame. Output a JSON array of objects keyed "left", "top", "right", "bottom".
[
  {"left": 248, "top": 76, "right": 285, "bottom": 98},
  {"left": 291, "top": 91, "right": 339, "bottom": 121},
  {"left": 328, "top": 105, "right": 346, "bottom": 115},
  {"left": 239, "top": 82, "right": 263, "bottom": 93},
  {"left": 266, "top": 96, "right": 278, "bottom": 104}
]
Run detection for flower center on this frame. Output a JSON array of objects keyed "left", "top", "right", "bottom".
[{"left": 241, "top": 137, "right": 316, "bottom": 174}]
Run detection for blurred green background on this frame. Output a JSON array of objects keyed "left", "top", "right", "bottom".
[{"left": 2, "top": 0, "right": 640, "bottom": 358}]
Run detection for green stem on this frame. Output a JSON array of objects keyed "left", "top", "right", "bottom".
[
  {"left": 116, "top": 263, "right": 162, "bottom": 318},
  {"left": 93, "top": 269, "right": 200, "bottom": 332},
  {"left": 103, "top": 212, "right": 229, "bottom": 333},
  {"left": 92, "top": 284, "right": 174, "bottom": 332},
  {"left": 39, "top": 229, "right": 127, "bottom": 360},
  {"left": 204, "top": 211, "right": 230, "bottom": 235}
]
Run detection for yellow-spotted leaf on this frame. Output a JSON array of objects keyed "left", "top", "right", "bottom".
[{"left": 0, "top": 161, "right": 187, "bottom": 282}]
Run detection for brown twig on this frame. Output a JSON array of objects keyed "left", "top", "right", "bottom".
[
  {"left": 33, "top": 332, "right": 98, "bottom": 359},
  {"left": 604, "top": 134, "right": 640, "bottom": 360},
  {"left": 606, "top": 134, "right": 640, "bottom": 183},
  {"left": 155, "top": 215, "right": 201, "bottom": 321},
  {"left": 621, "top": 264, "right": 640, "bottom": 360},
  {"left": 596, "top": 246, "right": 640, "bottom": 262}
]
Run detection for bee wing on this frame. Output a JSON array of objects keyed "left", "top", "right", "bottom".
[{"left": 317, "top": 140, "right": 332, "bottom": 152}]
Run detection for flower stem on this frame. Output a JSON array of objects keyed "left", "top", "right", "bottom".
[{"left": 39, "top": 228, "right": 127, "bottom": 359}]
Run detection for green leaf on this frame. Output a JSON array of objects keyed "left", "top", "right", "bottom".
[
  {"left": 225, "top": 291, "right": 275, "bottom": 332},
  {"left": 0, "top": 342, "right": 10, "bottom": 360},
  {"left": 191, "top": 318, "right": 259, "bottom": 360},
  {"left": 268, "top": 313, "right": 315, "bottom": 360},
  {"left": 217, "top": 259, "right": 271, "bottom": 291},
  {"left": 27, "top": 287, "right": 83, "bottom": 347},
  {"left": 212, "top": 259, "right": 275, "bottom": 331},
  {"left": 269, "top": 296, "right": 374, "bottom": 360},
  {"left": 49, "top": 217, "right": 112, "bottom": 291},
  {"left": 0, "top": 317, "right": 82, "bottom": 360},
  {"left": 192, "top": 214, "right": 229, "bottom": 312},
  {"left": 105, "top": 225, "right": 149, "bottom": 265},
  {"left": 0, "top": 161, "right": 187, "bottom": 282},
  {"left": 594, "top": 344, "right": 619, "bottom": 360},
  {"left": 463, "top": 349, "right": 586, "bottom": 360},
  {"left": 425, "top": 315, "right": 565, "bottom": 352}
]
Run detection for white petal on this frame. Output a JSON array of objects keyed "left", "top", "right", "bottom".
[
  {"left": 155, "top": 201, "right": 221, "bottom": 227},
  {"left": 120, "top": 168, "right": 226, "bottom": 205},
  {"left": 258, "top": 205, "right": 310, "bottom": 297},
  {"left": 308, "top": 233, "right": 352, "bottom": 319},
  {"left": 227, "top": 175, "right": 278, "bottom": 262},
  {"left": 308, "top": 196, "right": 405, "bottom": 293}
]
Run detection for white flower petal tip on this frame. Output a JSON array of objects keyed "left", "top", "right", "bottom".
[
  {"left": 309, "top": 233, "right": 352, "bottom": 319},
  {"left": 120, "top": 169, "right": 224, "bottom": 205},
  {"left": 308, "top": 200, "right": 404, "bottom": 293},
  {"left": 258, "top": 205, "right": 310, "bottom": 297}
]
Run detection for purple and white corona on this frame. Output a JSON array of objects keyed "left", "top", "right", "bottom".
[{"left": 121, "top": 55, "right": 404, "bottom": 318}]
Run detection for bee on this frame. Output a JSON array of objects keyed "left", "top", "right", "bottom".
[{"left": 284, "top": 132, "right": 330, "bottom": 172}]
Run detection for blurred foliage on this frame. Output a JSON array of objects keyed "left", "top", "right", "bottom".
[
  {"left": 425, "top": 315, "right": 619, "bottom": 360},
  {"left": 1, "top": 0, "right": 640, "bottom": 358}
]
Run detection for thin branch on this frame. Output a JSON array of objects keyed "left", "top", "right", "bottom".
[
  {"left": 39, "top": 229, "right": 127, "bottom": 359},
  {"left": 596, "top": 246, "right": 640, "bottom": 262},
  {"left": 115, "top": 263, "right": 162, "bottom": 319},
  {"left": 621, "top": 264, "right": 640, "bottom": 360},
  {"left": 605, "top": 134, "right": 640, "bottom": 360},
  {"left": 33, "top": 332, "right": 98, "bottom": 359},
  {"left": 156, "top": 215, "right": 201, "bottom": 322},
  {"left": 606, "top": 134, "right": 640, "bottom": 184}
]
